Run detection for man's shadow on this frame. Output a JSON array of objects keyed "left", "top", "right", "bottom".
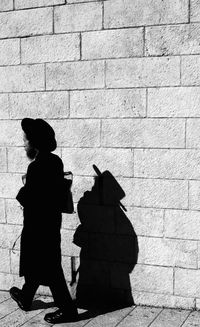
[{"left": 72, "top": 165, "right": 139, "bottom": 310}]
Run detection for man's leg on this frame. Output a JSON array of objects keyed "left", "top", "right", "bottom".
[
  {"left": 21, "top": 276, "right": 39, "bottom": 307},
  {"left": 49, "top": 267, "right": 76, "bottom": 311},
  {"left": 44, "top": 267, "right": 78, "bottom": 324},
  {"left": 10, "top": 276, "right": 39, "bottom": 311}
]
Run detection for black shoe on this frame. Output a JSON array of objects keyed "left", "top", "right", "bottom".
[
  {"left": 9, "top": 287, "right": 31, "bottom": 311},
  {"left": 44, "top": 308, "right": 78, "bottom": 324}
]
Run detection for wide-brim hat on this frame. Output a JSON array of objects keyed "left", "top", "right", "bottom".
[{"left": 21, "top": 118, "right": 57, "bottom": 152}]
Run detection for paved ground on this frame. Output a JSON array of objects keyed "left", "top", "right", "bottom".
[{"left": 0, "top": 290, "right": 199, "bottom": 327}]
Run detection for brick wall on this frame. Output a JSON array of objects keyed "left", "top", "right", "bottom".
[{"left": 0, "top": 0, "right": 200, "bottom": 309}]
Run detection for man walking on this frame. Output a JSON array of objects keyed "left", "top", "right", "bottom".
[{"left": 10, "top": 118, "right": 78, "bottom": 324}]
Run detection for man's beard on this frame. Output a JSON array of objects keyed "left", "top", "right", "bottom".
[{"left": 26, "top": 147, "right": 37, "bottom": 160}]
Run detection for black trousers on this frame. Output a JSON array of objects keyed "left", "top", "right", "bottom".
[{"left": 21, "top": 267, "right": 75, "bottom": 312}]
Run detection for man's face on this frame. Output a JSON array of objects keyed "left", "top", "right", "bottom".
[
  {"left": 23, "top": 133, "right": 29, "bottom": 152},
  {"left": 23, "top": 133, "right": 37, "bottom": 160}
]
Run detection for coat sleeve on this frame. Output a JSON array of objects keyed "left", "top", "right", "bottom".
[
  {"left": 16, "top": 156, "right": 64, "bottom": 211},
  {"left": 16, "top": 162, "right": 36, "bottom": 207}
]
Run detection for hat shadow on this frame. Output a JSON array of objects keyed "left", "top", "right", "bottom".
[{"left": 72, "top": 166, "right": 139, "bottom": 310}]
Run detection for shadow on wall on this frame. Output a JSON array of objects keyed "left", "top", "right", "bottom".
[{"left": 72, "top": 165, "right": 139, "bottom": 309}]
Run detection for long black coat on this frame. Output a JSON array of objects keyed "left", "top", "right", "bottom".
[{"left": 16, "top": 152, "right": 64, "bottom": 285}]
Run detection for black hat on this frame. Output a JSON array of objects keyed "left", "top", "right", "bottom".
[
  {"left": 21, "top": 118, "right": 57, "bottom": 152},
  {"left": 92, "top": 164, "right": 126, "bottom": 209}
]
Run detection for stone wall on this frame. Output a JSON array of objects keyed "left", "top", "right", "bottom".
[{"left": 0, "top": 0, "right": 200, "bottom": 309}]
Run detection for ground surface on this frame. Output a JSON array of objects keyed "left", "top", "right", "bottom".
[{"left": 0, "top": 290, "right": 199, "bottom": 327}]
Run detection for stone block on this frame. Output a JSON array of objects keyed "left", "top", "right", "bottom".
[
  {"left": 189, "top": 181, "right": 200, "bottom": 210},
  {"left": 0, "top": 174, "right": 22, "bottom": 198},
  {"left": 62, "top": 148, "right": 134, "bottom": 177},
  {"left": 0, "top": 94, "right": 9, "bottom": 119},
  {"left": 0, "top": 39, "right": 20, "bottom": 65},
  {"left": 146, "top": 24, "right": 200, "bottom": 56},
  {"left": 181, "top": 311, "right": 200, "bottom": 325},
  {"left": 82, "top": 28, "right": 143, "bottom": 59},
  {"left": 71, "top": 175, "right": 133, "bottom": 208},
  {"left": 148, "top": 87, "right": 200, "bottom": 117},
  {"left": 53, "top": 148, "right": 62, "bottom": 158},
  {"left": 138, "top": 237, "right": 197, "bottom": 268},
  {"left": 191, "top": 0, "right": 200, "bottom": 22},
  {"left": 0, "top": 121, "right": 22, "bottom": 146},
  {"left": 10, "top": 250, "right": 19, "bottom": 274},
  {"left": 165, "top": 210, "right": 200, "bottom": 240},
  {"left": 0, "top": 273, "right": 23, "bottom": 291},
  {"left": 0, "top": 224, "right": 22, "bottom": 249},
  {"left": 62, "top": 209, "right": 79, "bottom": 230},
  {"left": 0, "top": 65, "right": 45, "bottom": 92},
  {"left": 70, "top": 89, "right": 146, "bottom": 118},
  {"left": 144, "top": 308, "right": 191, "bottom": 326},
  {"left": 175, "top": 268, "right": 200, "bottom": 297},
  {"left": 0, "top": 148, "right": 7, "bottom": 172},
  {"left": 51, "top": 119, "right": 100, "bottom": 147},
  {"left": 0, "top": 200, "right": 6, "bottom": 223},
  {"left": 104, "top": 0, "right": 188, "bottom": 28},
  {"left": 61, "top": 229, "right": 80, "bottom": 256},
  {"left": 46, "top": 61, "right": 104, "bottom": 90},
  {"left": 7, "top": 145, "right": 61, "bottom": 174},
  {"left": 114, "top": 177, "right": 135, "bottom": 207},
  {"left": 129, "top": 264, "right": 173, "bottom": 294},
  {"left": 102, "top": 119, "right": 185, "bottom": 148},
  {"left": 5, "top": 199, "right": 23, "bottom": 225},
  {"left": 125, "top": 307, "right": 190, "bottom": 326},
  {"left": 0, "top": 296, "right": 22, "bottom": 317},
  {"left": 21, "top": 34, "right": 80, "bottom": 64},
  {"left": 123, "top": 207, "right": 164, "bottom": 237},
  {"left": 0, "top": 295, "right": 47, "bottom": 324},
  {"left": 195, "top": 299, "right": 200, "bottom": 310},
  {"left": 134, "top": 149, "right": 200, "bottom": 179},
  {"left": 0, "top": 0, "right": 13, "bottom": 11},
  {"left": 72, "top": 176, "right": 95, "bottom": 203},
  {"left": 133, "top": 291, "right": 195, "bottom": 309},
  {"left": 9, "top": 91, "right": 69, "bottom": 119},
  {"left": 0, "top": 249, "right": 9, "bottom": 273},
  {"left": 132, "top": 179, "right": 188, "bottom": 209},
  {"left": 0, "top": 7, "right": 53, "bottom": 38},
  {"left": 68, "top": 0, "right": 96, "bottom": 2},
  {"left": 182, "top": 55, "right": 200, "bottom": 85},
  {"left": 106, "top": 57, "right": 180, "bottom": 87},
  {"left": 61, "top": 255, "right": 72, "bottom": 281},
  {"left": 54, "top": 2, "right": 102, "bottom": 33},
  {"left": 0, "top": 291, "right": 10, "bottom": 303},
  {"left": 15, "top": 0, "right": 65, "bottom": 9},
  {"left": 7, "top": 147, "right": 29, "bottom": 173},
  {"left": 197, "top": 241, "right": 200, "bottom": 268},
  {"left": 116, "top": 307, "right": 162, "bottom": 327},
  {"left": 186, "top": 119, "right": 200, "bottom": 148}
]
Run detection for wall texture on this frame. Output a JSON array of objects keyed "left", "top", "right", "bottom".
[{"left": 1, "top": 0, "right": 200, "bottom": 310}]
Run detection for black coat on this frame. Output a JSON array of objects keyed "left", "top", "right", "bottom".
[{"left": 16, "top": 152, "right": 64, "bottom": 285}]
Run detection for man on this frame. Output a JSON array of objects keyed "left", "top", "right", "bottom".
[{"left": 9, "top": 118, "right": 78, "bottom": 324}]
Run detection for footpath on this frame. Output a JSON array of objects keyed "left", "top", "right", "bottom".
[{"left": 0, "top": 290, "right": 198, "bottom": 326}]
